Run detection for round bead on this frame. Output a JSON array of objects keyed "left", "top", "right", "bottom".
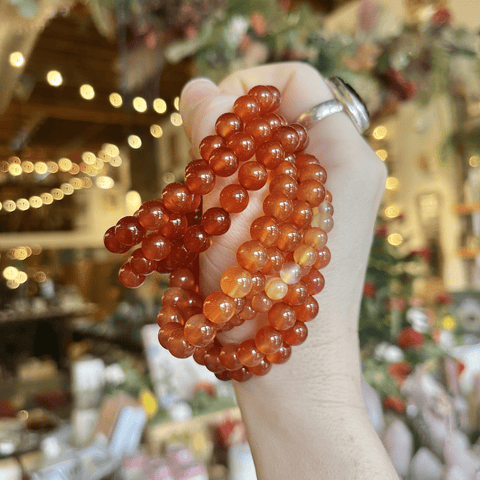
[
  {"left": 227, "top": 132, "right": 255, "bottom": 162},
  {"left": 169, "top": 243, "right": 198, "bottom": 267},
  {"left": 293, "top": 245, "right": 317, "bottom": 268},
  {"left": 256, "top": 140, "right": 285, "bottom": 170},
  {"left": 168, "top": 329, "right": 196, "bottom": 358},
  {"left": 312, "top": 211, "right": 334, "bottom": 232},
  {"left": 233, "top": 95, "right": 261, "bottom": 122},
  {"left": 289, "top": 200, "right": 313, "bottom": 230},
  {"left": 230, "top": 366, "right": 253, "bottom": 382},
  {"left": 269, "top": 174, "right": 298, "bottom": 198},
  {"left": 290, "top": 123, "right": 308, "bottom": 151},
  {"left": 298, "top": 163, "right": 327, "bottom": 184},
  {"left": 204, "top": 346, "right": 224, "bottom": 373},
  {"left": 220, "top": 184, "right": 249, "bottom": 213},
  {"left": 185, "top": 164, "right": 215, "bottom": 195},
  {"left": 184, "top": 225, "right": 211, "bottom": 253},
  {"left": 274, "top": 160, "right": 297, "bottom": 179},
  {"left": 314, "top": 246, "right": 331, "bottom": 269},
  {"left": 318, "top": 201, "right": 334, "bottom": 216},
  {"left": 325, "top": 190, "right": 333, "bottom": 202},
  {"left": 283, "top": 281, "right": 309, "bottom": 306},
  {"left": 161, "top": 183, "right": 192, "bottom": 213},
  {"left": 279, "top": 261, "right": 303, "bottom": 285},
  {"left": 184, "top": 314, "right": 217, "bottom": 347},
  {"left": 203, "top": 291, "right": 236, "bottom": 324},
  {"left": 185, "top": 159, "right": 208, "bottom": 175},
  {"left": 119, "top": 262, "right": 146, "bottom": 288},
  {"left": 302, "top": 268, "right": 325, "bottom": 295},
  {"left": 262, "top": 113, "right": 282, "bottom": 131},
  {"left": 215, "top": 371, "right": 232, "bottom": 381},
  {"left": 283, "top": 322, "right": 308, "bottom": 346},
  {"left": 219, "top": 343, "right": 243, "bottom": 371},
  {"left": 251, "top": 292, "right": 273, "bottom": 312},
  {"left": 130, "top": 248, "right": 158, "bottom": 275},
  {"left": 160, "top": 213, "right": 188, "bottom": 240},
  {"left": 157, "top": 306, "right": 183, "bottom": 328},
  {"left": 135, "top": 200, "right": 169, "bottom": 231},
  {"left": 261, "top": 247, "right": 285, "bottom": 275},
  {"left": 255, "top": 326, "right": 283, "bottom": 355},
  {"left": 244, "top": 118, "right": 271, "bottom": 145},
  {"left": 237, "top": 339, "right": 264, "bottom": 367},
  {"left": 238, "top": 161, "right": 268, "bottom": 191},
  {"left": 188, "top": 192, "right": 201, "bottom": 212},
  {"left": 266, "top": 344, "right": 292, "bottom": 364},
  {"left": 236, "top": 241, "right": 269, "bottom": 272},
  {"left": 250, "top": 216, "right": 280, "bottom": 246},
  {"left": 265, "top": 277, "right": 288, "bottom": 301},
  {"left": 200, "top": 135, "right": 225, "bottom": 160},
  {"left": 250, "top": 272, "right": 266, "bottom": 294},
  {"left": 229, "top": 314, "right": 245, "bottom": 327},
  {"left": 209, "top": 147, "right": 238, "bottom": 177},
  {"left": 201, "top": 207, "right": 231, "bottom": 236},
  {"left": 142, "top": 232, "right": 172, "bottom": 261},
  {"left": 115, "top": 216, "right": 145, "bottom": 246},
  {"left": 220, "top": 266, "right": 253, "bottom": 298},
  {"left": 215, "top": 112, "right": 243, "bottom": 139},
  {"left": 162, "top": 287, "right": 190, "bottom": 309},
  {"left": 268, "top": 302, "right": 296, "bottom": 330},
  {"left": 297, "top": 179, "right": 325, "bottom": 207},
  {"left": 193, "top": 345, "right": 210, "bottom": 365},
  {"left": 248, "top": 359, "right": 272, "bottom": 376},
  {"left": 104, "top": 226, "right": 131, "bottom": 254},
  {"left": 268, "top": 86, "right": 281, "bottom": 110},
  {"left": 233, "top": 297, "right": 246, "bottom": 313},
  {"left": 296, "top": 153, "right": 319, "bottom": 169},
  {"left": 274, "top": 126, "right": 299, "bottom": 154},
  {"left": 158, "top": 322, "right": 182, "bottom": 349},
  {"left": 294, "top": 295, "right": 319, "bottom": 322},
  {"left": 275, "top": 223, "right": 301, "bottom": 252},
  {"left": 303, "top": 227, "right": 328, "bottom": 250},
  {"left": 263, "top": 193, "right": 293, "bottom": 222},
  {"left": 239, "top": 300, "right": 256, "bottom": 320},
  {"left": 169, "top": 268, "right": 196, "bottom": 290},
  {"left": 248, "top": 85, "right": 275, "bottom": 113}
]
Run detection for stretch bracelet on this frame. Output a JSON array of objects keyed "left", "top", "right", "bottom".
[{"left": 104, "top": 85, "right": 333, "bottom": 382}]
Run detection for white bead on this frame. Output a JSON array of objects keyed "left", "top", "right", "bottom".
[{"left": 279, "top": 262, "right": 302, "bottom": 285}]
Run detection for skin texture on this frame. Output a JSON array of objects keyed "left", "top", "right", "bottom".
[{"left": 180, "top": 62, "right": 399, "bottom": 480}]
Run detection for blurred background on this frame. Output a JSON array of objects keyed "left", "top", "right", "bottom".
[{"left": 0, "top": 0, "right": 480, "bottom": 478}]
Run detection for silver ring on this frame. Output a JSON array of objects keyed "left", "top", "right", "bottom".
[{"left": 295, "top": 77, "right": 370, "bottom": 134}]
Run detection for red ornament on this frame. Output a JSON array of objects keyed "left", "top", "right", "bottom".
[
  {"left": 363, "top": 282, "right": 376, "bottom": 298},
  {"left": 431, "top": 7, "right": 452, "bottom": 28},
  {"left": 397, "top": 328, "right": 423, "bottom": 350},
  {"left": 382, "top": 396, "right": 405, "bottom": 413}
]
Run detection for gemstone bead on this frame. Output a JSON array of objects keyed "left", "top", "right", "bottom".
[
  {"left": 250, "top": 272, "right": 266, "bottom": 294},
  {"left": 251, "top": 292, "right": 273, "bottom": 312},
  {"left": 239, "top": 300, "right": 256, "bottom": 320},
  {"left": 256, "top": 140, "right": 285, "bottom": 170},
  {"left": 293, "top": 245, "right": 317, "bottom": 268},
  {"left": 160, "top": 213, "right": 188, "bottom": 240},
  {"left": 312, "top": 211, "right": 334, "bottom": 232},
  {"left": 237, "top": 339, "right": 264, "bottom": 367},
  {"left": 298, "top": 163, "right": 327, "bottom": 184},
  {"left": 215, "top": 112, "right": 243, "bottom": 139},
  {"left": 184, "top": 314, "right": 217, "bottom": 347},
  {"left": 162, "top": 287, "right": 190, "bottom": 309},
  {"left": 169, "top": 268, "right": 196, "bottom": 290},
  {"left": 233, "top": 95, "right": 261, "bottom": 122},
  {"left": 275, "top": 223, "right": 301, "bottom": 251},
  {"left": 268, "top": 302, "right": 296, "bottom": 330},
  {"left": 302, "top": 268, "right": 325, "bottom": 295},
  {"left": 229, "top": 314, "right": 245, "bottom": 327},
  {"left": 250, "top": 216, "right": 280, "bottom": 246},
  {"left": 274, "top": 126, "right": 300, "bottom": 154},
  {"left": 261, "top": 247, "right": 285, "bottom": 274},
  {"left": 184, "top": 225, "right": 211, "bottom": 253},
  {"left": 238, "top": 161, "right": 268, "bottom": 190},
  {"left": 161, "top": 183, "right": 192, "bottom": 213},
  {"left": 255, "top": 326, "right": 283, "bottom": 355},
  {"left": 209, "top": 147, "right": 239, "bottom": 177},
  {"left": 289, "top": 200, "right": 313, "bottom": 230},
  {"left": 203, "top": 291, "right": 236, "bottom": 324},
  {"left": 220, "top": 266, "right": 253, "bottom": 298},
  {"left": 215, "top": 371, "right": 232, "bottom": 381},
  {"left": 248, "top": 85, "right": 275, "bottom": 112},
  {"left": 200, "top": 135, "right": 225, "bottom": 160},
  {"left": 248, "top": 359, "right": 272, "bottom": 376},
  {"left": 274, "top": 160, "right": 297, "bottom": 179},
  {"left": 157, "top": 306, "right": 184, "bottom": 328},
  {"left": 303, "top": 228, "right": 328, "bottom": 249},
  {"left": 135, "top": 200, "right": 169, "bottom": 231},
  {"left": 290, "top": 123, "right": 308, "bottom": 151},
  {"left": 104, "top": 226, "right": 131, "bottom": 254},
  {"left": 283, "top": 322, "right": 308, "bottom": 346},
  {"left": 325, "top": 190, "right": 333, "bottom": 202},
  {"left": 262, "top": 113, "right": 282, "bottom": 131},
  {"left": 220, "top": 184, "right": 249, "bottom": 213},
  {"left": 283, "top": 282, "right": 309, "bottom": 306},
  {"left": 185, "top": 164, "right": 215, "bottom": 195},
  {"left": 230, "top": 366, "right": 253, "bottom": 382},
  {"left": 269, "top": 173, "right": 298, "bottom": 198},
  {"left": 236, "top": 240, "right": 269, "bottom": 272},
  {"left": 296, "top": 153, "right": 319, "bottom": 169},
  {"left": 219, "top": 343, "right": 243, "bottom": 371},
  {"left": 169, "top": 243, "right": 198, "bottom": 267},
  {"left": 318, "top": 201, "right": 334, "bottom": 216},
  {"left": 294, "top": 295, "right": 319, "bottom": 322},
  {"left": 244, "top": 118, "right": 271, "bottom": 145},
  {"left": 168, "top": 329, "right": 196, "bottom": 358},
  {"left": 266, "top": 344, "right": 292, "bottom": 364},
  {"left": 130, "top": 248, "right": 158, "bottom": 275},
  {"left": 314, "top": 246, "right": 331, "bottom": 269},
  {"left": 201, "top": 207, "right": 231, "bottom": 236},
  {"left": 227, "top": 132, "right": 255, "bottom": 162},
  {"left": 119, "top": 262, "right": 146, "bottom": 288},
  {"left": 158, "top": 322, "right": 182, "bottom": 349},
  {"left": 297, "top": 179, "right": 325, "bottom": 207},
  {"left": 233, "top": 297, "right": 246, "bottom": 313},
  {"left": 115, "top": 216, "right": 145, "bottom": 246},
  {"left": 263, "top": 193, "right": 293, "bottom": 222},
  {"left": 142, "top": 232, "right": 172, "bottom": 261},
  {"left": 279, "top": 261, "right": 303, "bottom": 285},
  {"left": 265, "top": 277, "right": 288, "bottom": 300},
  {"left": 204, "top": 346, "right": 224, "bottom": 373}
]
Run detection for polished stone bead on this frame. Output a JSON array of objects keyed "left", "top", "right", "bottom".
[
  {"left": 119, "top": 262, "right": 146, "bottom": 288},
  {"left": 219, "top": 343, "right": 243, "bottom": 371},
  {"left": 209, "top": 147, "right": 238, "bottom": 177},
  {"left": 263, "top": 193, "right": 293, "bottom": 222},
  {"left": 268, "top": 86, "right": 281, "bottom": 111},
  {"left": 312, "top": 211, "right": 334, "bottom": 233},
  {"left": 244, "top": 118, "right": 271, "bottom": 145},
  {"left": 256, "top": 140, "right": 285, "bottom": 170},
  {"left": 273, "top": 126, "right": 300, "bottom": 154},
  {"left": 201, "top": 207, "right": 231, "bottom": 236},
  {"left": 265, "top": 277, "right": 288, "bottom": 300},
  {"left": 283, "top": 281, "right": 309, "bottom": 306},
  {"left": 250, "top": 216, "right": 280, "bottom": 246},
  {"left": 135, "top": 200, "right": 169, "bottom": 231},
  {"left": 239, "top": 298, "right": 257, "bottom": 320},
  {"left": 229, "top": 314, "right": 245, "bottom": 327},
  {"left": 237, "top": 339, "right": 264, "bottom": 367},
  {"left": 220, "top": 266, "right": 253, "bottom": 298},
  {"left": 267, "top": 302, "right": 296, "bottom": 330},
  {"left": 184, "top": 225, "right": 212, "bottom": 253},
  {"left": 157, "top": 306, "right": 184, "bottom": 328},
  {"left": 325, "top": 190, "right": 333, "bottom": 202},
  {"left": 220, "top": 184, "right": 249, "bottom": 213},
  {"left": 215, "top": 370, "right": 232, "bottom": 381},
  {"left": 184, "top": 314, "right": 217, "bottom": 347},
  {"left": 274, "top": 160, "right": 297, "bottom": 179},
  {"left": 260, "top": 247, "right": 285, "bottom": 275},
  {"left": 289, "top": 200, "right": 313, "bottom": 230},
  {"left": 248, "top": 85, "right": 275, "bottom": 113},
  {"left": 318, "top": 201, "right": 334, "bottom": 216},
  {"left": 162, "top": 287, "right": 190, "bottom": 309},
  {"left": 227, "top": 132, "right": 255, "bottom": 162},
  {"left": 130, "top": 248, "right": 158, "bottom": 275},
  {"left": 115, "top": 216, "right": 145, "bottom": 246},
  {"left": 169, "top": 268, "right": 196, "bottom": 291},
  {"left": 233, "top": 297, "right": 246, "bottom": 313},
  {"left": 297, "top": 179, "right": 325, "bottom": 207},
  {"left": 303, "top": 227, "right": 328, "bottom": 250},
  {"left": 266, "top": 344, "right": 292, "bottom": 364},
  {"left": 302, "top": 268, "right": 325, "bottom": 295},
  {"left": 160, "top": 213, "right": 188, "bottom": 240},
  {"left": 290, "top": 123, "right": 308, "bottom": 151},
  {"left": 269, "top": 173, "right": 298, "bottom": 198},
  {"left": 215, "top": 112, "right": 243, "bottom": 139},
  {"left": 169, "top": 243, "right": 198, "bottom": 267},
  {"left": 294, "top": 295, "right": 319, "bottom": 322},
  {"left": 293, "top": 245, "right": 317, "bottom": 268},
  {"left": 279, "top": 261, "right": 303, "bottom": 285},
  {"left": 255, "top": 325, "right": 283, "bottom": 355},
  {"left": 168, "top": 329, "right": 196, "bottom": 358},
  {"left": 275, "top": 223, "right": 301, "bottom": 252},
  {"left": 248, "top": 359, "right": 272, "bottom": 376},
  {"left": 185, "top": 164, "right": 216, "bottom": 195},
  {"left": 236, "top": 241, "right": 269, "bottom": 272},
  {"left": 142, "top": 232, "right": 172, "bottom": 261},
  {"left": 104, "top": 226, "right": 131, "bottom": 254},
  {"left": 295, "top": 153, "right": 319, "bottom": 169},
  {"left": 204, "top": 345, "right": 225, "bottom": 373},
  {"left": 314, "top": 246, "right": 331, "bottom": 269},
  {"left": 251, "top": 292, "right": 273, "bottom": 312},
  {"left": 283, "top": 322, "right": 308, "bottom": 346},
  {"left": 250, "top": 272, "right": 266, "bottom": 294},
  {"left": 230, "top": 366, "right": 253, "bottom": 382},
  {"left": 199, "top": 135, "right": 225, "bottom": 161},
  {"left": 238, "top": 161, "right": 268, "bottom": 190},
  {"left": 262, "top": 112, "right": 282, "bottom": 131},
  {"left": 158, "top": 322, "right": 182, "bottom": 349},
  {"left": 298, "top": 163, "right": 327, "bottom": 184},
  {"left": 161, "top": 183, "right": 192, "bottom": 213},
  {"left": 234, "top": 95, "right": 261, "bottom": 122},
  {"left": 203, "top": 291, "right": 236, "bottom": 324}
]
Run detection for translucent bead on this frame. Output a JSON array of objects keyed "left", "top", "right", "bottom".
[
  {"left": 236, "top": 241, "right": 268, "bottom": 272},
  {"left": 248, "top": 85, "right": 275, "bottom": 113},
  {"left": 239, "top": 300, "right": 257, "bottom": 321},
  {"left": 115, "top": 216, "right": 145, "bottom": 246},
  {"left": 302, "top": 268, "right": 325, "bottom": 295},
  {"left": 229, "top": 314, "right": 245, "bottom": 327},
  {"left": 256, "top": 140, "right": 285, "bottom": 170},
  {"left": 312, "top": 211, "right": 334, "bottom": 233},
  {"left": 262, "top": 112, "right": 282, "bottom": 131},
  {"left": 184, "top": 225, "right": 211, "bottom": 253},
  {"left": 185, "top": 159, "right": 208, "bottom": 175},
  {"left": 162, "top": 287, "right": 190, "bottom": 309},
  {"left": 135, "top": 200, "right": 169, "bottom": 231},
  {"left": 279, "top": 261, "right": 303, "bottom": 285},
  {"left": 193, "top": 345, "right": 210, "bottom": 365},
  {"left": 220, "top": 184, "right": 249, "bottom": 213},
  {"left": 142, "top": 232, "right": 172, "bottom": 261},
  {"left": 250, "top": 272, "right": 266, "bottom": 294},
  {"left": 275, "top": 224, "right": 301, "bottom": 252},
  {"left": 244, "top": 118, "right": 271, "bottom": 145},
  {"left": 263, "top": 193, "right": 293, "bottom": 222},
  {"left": 184, "top": 314, "right": 217, "bottom": 347},
  {"left": 293, "top": 245, "right": 317, "bottom": 268},
  {"left": 220, "top": 266, "right": 253, "bottom": 298},
  {"left": 230, "top": 366, "right": 253, "bottom": 382},
  {"left": 160, "top": 213, "right": 188, "bottom": 240},
  {"left": 188, "top": 192, "right": 201, "bottom": 212},
  {"left": 283, "top": 322, "right": 308, "bottom": 346},
  {"left": 130, "top": 248, "right": 158, "bottom": 275},
  {"left": 209, "top": 147, "right": 238, "bottom": 177},
  {"left": 248, "top": 359, "right": 272, "bottom": 376},
  {"left": 158, "top": 322, "right": 182, "bottom": 349},
  {"left": 237, "top": 339, "right": 264, "bottom": 367},
  {"left": 185, "top": 164, "right": 215, "bottom": 195},
  {"left": 255, "top": 326, "right": 283, "bottom": 355},
  {"left": 227, "top": 132, "right": 255, "bottom": 162},
  {"left": 290, "top": 123, "right": 308, "bottom": 151},
  {"left": 283, "top": 281, "right": 309, "bottom": 306},
  {"left": 318, "top": 201, "right": 334, "bottom": 216},
  {"left": 219, "top": 343, "right": 242, "bottom": 370},
  {"left": 266, "top": 344, "right": 292, "bottom": 364},
  {"left": 215, "top": 112, "right": 243, "bottom": 139},
  {"left": 294, "top": 295, "right": 319, "bottom": 322},
  {"left": 297, "top": 179, "right": 325, "bottom": 207},
  {"left": 295, "top": 153, "right": 319, "bottom": 169},
  {"left": 169, "top": 268, "right": 196, "bottom": 290},
  {"left": 314, "top": 246, "right": 331, "bottom": 269},
  {"left": 274, "top": 160, "right": 297, "bottom": 179},
  {"left": 204, "top": 346, "right": 224, "bottom": 373},
  {"left": 201, "top": 207, "right": 231, "bottom": 236},
  {"left": 250, "top": 216, "right": 280, "bottom": 246},
  {"left": 268, "top": 86, "right": 281, "bottom": 111},
  {"left": 238, "top": 161, "right": 268, "bottom": 191},
  {"left": 168, "top": 329, "right": 196, "bottom": 358},
  {"left": 273, "top": 126, "right": 299, "bottom": 154},
  {"left": 261, "top": 247, "right": 285, "bottom": 275},
  {"left": 161, "top": 183, "right": 192, "bottom": 213},
  {"left": 298, "top": 163, "right": 327, "bottom": 184},
  {"left": 289, "top": 200, "right": 313, "bottom": 230},
  {"left": 203, "top": 291, "right": 236, "bottom": 324},
  {"left": 251, "top": 292, "right": 273, "bottom": 312},
  {"left": 303, "top": 227, "right": 328, "bottom": 249},
  {"left": 234, "top": 297, "right": 246, "bottom": 313},
  {"left": 215, "top": 371, "right": 232, "bottom": 381},
  {"left": 325, "top": 190, "right": 333, "bottom": 203},
  {"left": 157, "top": 306, "right": 183, "bottom": 328},
  {"left": 267, "top": 302, "right": 296, "bottom": 330},
  {"left": 199, "top": 135, "right": 225, "bottom": 161},
  {"left": 104, "top": 226, "right": 131, "bottom": 254},
  {"left": 233, "top": 95, "right": 261, "bottom": 122},
  {"left": 169, "top": 243, "right": 197, "bottom": 267},
  {"left": 265, "top": 277, "right": 288, "bottom": 300},
  {"left": 119, "top": 262, "right": 146, "bottom": 288},
  {"left": 269, "top": 173, "right": 298, "bottom": 198}
]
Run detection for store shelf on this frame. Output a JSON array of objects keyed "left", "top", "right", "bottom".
[
  {"left": 458, "top": 248, "right": 480, "bottom": 258},
  {"left": 0, "top": 305, "right": 96, "bottom": 326},
  {"left": 454, "top": 203, "right": 480, "bottom": 215}
]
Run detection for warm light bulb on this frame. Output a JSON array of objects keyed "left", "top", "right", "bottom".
[
  {"left": 174, "top": 97, "right": 180, "bottom": 110},
  {"left": 96, "top": 176, "right": 115, "bottom": 189},
  {"left": 109, "top": 92, "right": 123, "bottom": 107},
  {"left": 3, "top": 200, "right": 16, "bottom": 212},
  {"left": 153, "top": 98, "right": 167, "bottom": 114},
  {"left": 41, "top": 193, "right": 53, "bottom": 205},
  {"left": 51, "top": 188, "right": 64, "bottom": 200},
  {"left": 47, "top": 70, "right": 63, "bottom": 86},
  {"left": 133, "top": 97, "right": 147, "bottom": 112},
  {"left": 21, "top": 161, "right": 34, "bottom": 173},
  {"left": 376, "top": 149, "right": 388, "bottom": 161},
  {"left": 8, "top": 164, "right": 22, "bottom": 176},
  {"left": 385, "top": 204, "right": 401, "bottom": 218},
  {"left": 10, "top": 52, "right": 24, "bottom": 67},
  {"left": 82, "top": 152, "right": 96, "bottom": 165},
  {"left": 126, "top": 190, "right": 142, "bottom": 214},
  {"left": 387, "top": 233, "right": 403, "bottom": 246},
  {"left": 170, "top": 112, "right": 182, "bottom": 126},
  {"left": 34, "top": 162, "right": 48, "bottom": 174},
  {"left": 372, "top": 126, "right": 388, "bottom": 140},
  {"left": 16, "top": 198, "right": 30, "bottom": 211},
  {"left": 128, "top": 135, "right": 142, "bottom": 149},
  {"left": 58, "top": 158, "right": 72, "bottom": 172},
  {"left": 29, "top": 196, "right": 43, "bottom": 208},
  {"left": 385, "top": 177, "right": 399, "bottom": 190},
  {"left": 150, "top": 124, "right": 163, "bottom": 138},
  {"left": 3, "top": 266, "right": 19, "bottom": 280},
  {"left": 80, "top": 84, "right": 95, "bottom": 100},
  {"left": 105, "top": 144, "right": 120, "bottom": 157},
  {"left": 61, "top": 183, "right": 74, "bottom": 195},
  {"left": 469, "top": 155, "right": 480, "bottom": 167}
]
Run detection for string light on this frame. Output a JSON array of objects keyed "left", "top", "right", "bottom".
[
  {"left": 372, "top": 126, "right": 388, "bottom": 140},
  {"left": 174, "top": 97, "right": 180, "bottom": 110},
  {"left": 150, "top": 124, "right": 163, "bottom": 138},
  {"left": 133, "top": 97, "right": 147, "bottom": 112},
  {"left": 387, "top": 233, "right": 403, "bottom": 246},
  {"left": 385, "top": 176, "right": 399, "bottom": 191},
  {"left": 385, "top": 203, "right": 401, "bottom": 219},
  {"left": 170, "top": 112, "right": 183, "bottom": 126},
  {"left": 9, "top": 52, "right": 24, "bottom": 67},
  {"left": 3, "top": 267, "right": 19, "bottom": 280},
  {"left": 153, "top": 98, "right": 167, "bottom": 114},
  {"left": 34, "top": 162, "right": 48, "bottom": 174},
  {"left": 469, "top": 155, "right": 480, "bottom": 167},
  {"left": 126, "top": 190, "right": 142, "bottom": 214},
  {"left": 96, "top": 176, "right": 114, "bottom": 189},
  {"left": 128, "top": 135, "right": 142, "bottom": 149},
  {"left": 376, "top": 149, "right": 388, "bottom": 161},
  {"left": 47, "top": 70, "right": 63, "bottom": 86},
  {"left": 109, "top": 92, "right": 123, "bottom": 107},
  {"left": 80, "top": 84, "right": 95, "bottom": 100}
]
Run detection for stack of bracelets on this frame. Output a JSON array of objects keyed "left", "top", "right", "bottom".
[{"left": 104, "top": 85, "right": 333, "bottom": 382}]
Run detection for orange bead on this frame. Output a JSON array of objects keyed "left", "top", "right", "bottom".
[
  {"left": 220, "top": 266, "right": 253, "bottom": 298},
  {"left": 160, "top": 213, "right": 188, "bottom": 240},
  {"left": 203, "top": 291, "right": 236, "bottom": 324},
  {"left": 297, "top": 179, "right": 325, "bottom": 207},
  {"left": 302, "top": 268, "right": 325, "bottom": 295},
  {"left": 200, "top": 135, "right": 225, "bottom": 161},
  {"left": 239, "top": 298, "right": 257, "bottom": 320},
  {"left": 269, "top": 173, "right": 298, "bottom": 198},
  {"left": 294, "top": 295, "right": 319, "bottom": 322},
  {"left": 204, "top": 345, "right": 225, "bottom": 373},
  {"left": 236, "top": 240, "right": 269, "bottom": 272},
  {"left": 169, "top": 243, "right": 197, "bottom": 268},
  {"left": 256, "top": 140, "right": 285, "bottom": 170},
  {"left": 273, "top": 126, "right": 299, "bottom": 154},
  {"left": 266, "top": 344, "right": 292, "bottom": 364},
  {"left": 298, "top": 163, "right": 327, "bottom": 184},
  {"left": 169, "top": 268, "right": 196, "bottom": 291},
  {"left": 229, "top": 314, "right": 245, "bottom": 327},
  {"left": 250, "top": 272, "right": 266, "bottom": 294},
  {"left": 250, "top": 216, "right": 280, "bottom": 246},
  {"left": 238, "top": 161, "right": 268, "bottom": 191},
  {"left": 162, "top": 287, "right": 190, "bottom": 309},
  {"left": 290, "top": 123, "right": 308, "bottom": 151},
  {"left": 283, "top": 322, "right": 308, "bottom": 346},
  {"left": 193, "top": 344, "right": 214, "bottom": 365},
  {"left": 268, "top": 86, "right": 281, "bottom": 111},
  {"left": 263, "top": 193, "right": 293, "bottom": 222},
  {"left": 227, "top": 132, "right": 255, "bottom": 162},
  {"left": 233, "top": 95, "right": 261, "bottom": 122},
  {"left": 248, "top": 85, "right": 275, "bottom": 113},
  {"left": 248, "top": 359, "right": 272, "bottom": 376},
  {"left": 251, "top": 292, "right": 273, "bottom": 312},
  {"left": 184, "top": 314, "right": 217, "bottom": 347},
  {"left": 255, "top": 325, "right": 283, "bottom": 354},
  {"left": 237, "top": 339, "right": 264, "bottom": 367},
  {"left": 215, "top": 112, "right": 243, "bottom": 139},
  {"left": 265, "top": 277, "right": 288, "bottom": 300},
  {"left": 234, "top": 297, "right": 246, "bottom": 313},
  {"left": 220, "top": 184, "right": 249, "bottom": 213},
  {"left": 135, "top": 200, "right": 169, "bottom": 231},
  {"left": 184, "top": 225, "right": 211, "bottom": 253},
  {"left": 215, "top": 371, "right": 232, "bottom": 381},
  {"left": 303, "top": 228, "right": 328, "bottom": 250},
  {"left": 168, "top": 329, "right": 196, "bottom": 358},
  {"left": 185, "top": 164, "right": 215, "bottom": 195},
  {"left": 293, "top": 245, "right": 317, "bottom": 267},
  {"left": 268, "top": 302, "right": 296, "bottom": 330},
  {"left": 161, "top": 182, "right": 192, "bottom": 213},
  {"left": 244, "top": 118, "right": 271, "bottom": 145},
  {"left": 230, "top": 366, "right": 253, "bottom": 382},
  {"left": 296, "top": 153, "right": 319, "bottom": 169},
  {"left": 325, "top": 190, "right": 333, "bottom": 202},
  {"left": 314, "top": 246, "right": 331, "bottom": 269},
  {"left": 312, "top": 211, "right": 334, "bottom": 232},
  {"left": 274, "top": 160, "right": 297, "bottom": 179},
  {"left": 219, "top": 343, "right": 243, "bottom": 371},
  {"left": 201, "top": 207, "right": 231, "bottom": 236},
  {"left": 275, "top": 223, "right": 301, "bottom": 252},
  {"left": 209, "top": 147, "right": 238, "bottom": 177},
  {"left": 157, "top": 306, "right": 183, "bottom": 327},
  {"left": 283, "top": 281, "right": 309, "bottom": 306},
  {"left": 289, "top": 200, "right": 313, "bottom": 230},
  {"left": 279, "top": 261, "right": 303, "bottom": 285},
  {"left": 142, "top": 232, "right": 172, "bottom": 261},
  {"left": 158, "top": 322, "right": 182, "bottom": 349},
  {"left": 260, "top": 246, "right": 285, "bottom": 274},
  {"left": 262, "top": 112, "right": 282, "bottom": 131}
]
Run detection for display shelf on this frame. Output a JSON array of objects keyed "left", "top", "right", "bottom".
[
  {"left": 457, "top": 247, "right": 480, "bottom": 258},
  {"left": 0, "top": 305, "right": 96, "bottom": 325},
  {"left": 70, "top": 327, "right": 144, "bottom": 353},
  {"left": 454, "top": 203, "right": 480, "bottom": 215}
]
